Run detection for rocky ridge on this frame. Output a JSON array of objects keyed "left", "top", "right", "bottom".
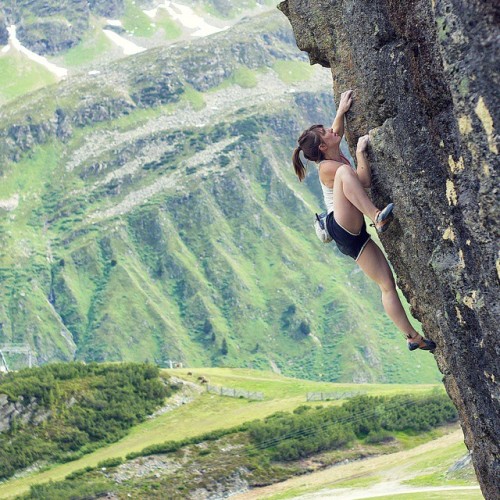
[{"left": 0, "top": 0, "right": 123, "bottom": 54}]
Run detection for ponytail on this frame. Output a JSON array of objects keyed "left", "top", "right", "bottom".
[
  {"left": 293, "top": 146, "right": 307, "bottom": 182},
  {"left": 292, "top": 124, "right": 325, "bottom": 182}
]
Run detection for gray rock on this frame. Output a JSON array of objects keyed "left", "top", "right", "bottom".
[
  {"left": 279, "top": 1, "right": 499, "bottom": 498},
  {"left": 88, "top": 0, "right": 124, "bottom": 19},
  {"left": 0, "top": 394, "right": 50, "bottom": 433}
]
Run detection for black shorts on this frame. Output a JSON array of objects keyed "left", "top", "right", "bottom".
[{"left": 326, "top": 212, "right": 371, "bottom": 260}]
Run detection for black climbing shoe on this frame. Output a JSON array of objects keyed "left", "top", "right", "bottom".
[
  {"left": 373, "top": 203, "right": 394, "bottom": 233},
  {"left": 408, "top": 337, "right": 436, "bottom": 353}
]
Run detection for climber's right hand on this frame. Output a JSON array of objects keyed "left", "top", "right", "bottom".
[
  {"left": 337, "top": 89, "right": 354, "bottom": 115},
  {"left": 356, "top": 134, "right": 370, "bottom": 153}
]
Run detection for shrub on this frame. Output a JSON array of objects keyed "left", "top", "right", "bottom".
[
  {"left": 293, "top": 405, "right": 312, "bottom": 415},
  {"left": 365, "top": 429, "right": 394, "bottom": 444},
  {"left": 26, "top": 478, "right": 113, "bottom": 499},
  {"left": 97, "top": 457, "right": 124, "bottom": 468},
  {"left": 65, "top": 466, "right": 95, "bottom": 480}
]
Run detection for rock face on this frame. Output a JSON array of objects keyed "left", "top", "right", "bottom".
[
  {"left": 0, "top": 394, "right": 50, "bottom": 433},
  {"left": 279, "top": 1, "right": 499, "bottom": 498},
  {"left": 0, "top": 15, "right": 7, "bottom": 45}
]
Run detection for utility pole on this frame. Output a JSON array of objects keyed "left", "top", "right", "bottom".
[
  {"left": 0, "top": 349, "right": 8, "bottom": 372},
  {"left": 0, "top": 344, "right": 34, "bottom": 372}
]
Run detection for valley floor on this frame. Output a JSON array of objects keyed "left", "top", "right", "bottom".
[{"left": 0, "top": 369, "right": 480, "bottom": 499}]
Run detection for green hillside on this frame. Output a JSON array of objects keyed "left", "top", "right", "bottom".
[
  {"left": 0, "top": 0, "right": 277, "bottom": 94},
  {"left": 19, "top": 392, "right": 459, "bottom": 499},
  {"left": 0, "top": 11, "right": 441, "bottom": 383},
  {"left": 0, "top": 368, "right": 478, "bottom": 499}
]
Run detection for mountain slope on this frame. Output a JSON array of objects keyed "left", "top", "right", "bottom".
[{"left": 0, "top": 11, "right": 440, "bottom": 383}]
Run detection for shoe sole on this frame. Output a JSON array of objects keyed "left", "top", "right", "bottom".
[
  {"left": 376, "top": 214, "right": 394, "bottom": 233},
  {"left": 376, "top": 204, "right": 394, "bottom": 233}
]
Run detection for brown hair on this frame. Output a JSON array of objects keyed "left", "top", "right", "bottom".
[{"left": 292, "top": 124, "right": 325, "bottom": 181}]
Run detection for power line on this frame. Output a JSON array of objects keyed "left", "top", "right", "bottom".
[
  {"left": 188, "top": 397, "right": 429, "bottom": 473},
  {"left": 251, "top": 398, "right": 418, "bottom": 450}
]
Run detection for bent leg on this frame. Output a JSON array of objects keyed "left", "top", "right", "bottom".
[
  {"left": 333, "top": 165, "right": 379, "bottom": 233},
  {"left": 356, "top": 240, "right": 420, "bottom": 341}
]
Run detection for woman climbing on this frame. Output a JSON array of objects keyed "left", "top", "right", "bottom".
[{"left": 292, "top": 90, "right": 436, "bottom": 352}]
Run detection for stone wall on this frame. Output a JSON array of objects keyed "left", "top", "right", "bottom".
[{"left": 278, "top": 1, "right": 499, "bottom": 498}]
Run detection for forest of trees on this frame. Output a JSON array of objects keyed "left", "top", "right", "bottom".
[{"left": 0, "top": 362, "right": 175, "bottom": 480}]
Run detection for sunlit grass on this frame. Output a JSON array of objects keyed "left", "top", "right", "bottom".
[
  {"left": 63, "top": 27, "right": 112, "bottom": 67},
  {"left": 268, "top": 476, "right": 383, "bottom": 500},
  {"left": 405, "top": 439, "right": 468, "bottom": 472},
  {"left": 182, "top": 85, "right": 206, "bottom": 110},
  {"left": 171, "top": 367, "right": 442, "bottom": 399},
  {"left": 0, "top": 51, "right": 57, "bottom": 105},
  {"left": 207, "top": 66, "right": 259, "bottom": 92},
  {"left": 122, "top": 0, "right": 156, "bottom": 37},
  {"left": 199, "top": 0, "right": 275, "bottom": 19},
  {"left": 259, "top": 427, "right": 475, "bottom": 500},
  {"left": 155, "top": 10, "right": 182, "bottom": 40},
  {"left": 373, "top": 491, "right": 482, "bottom": 500},
  {"left": 403, "top": 440, "right": 477, "bottom": 487},
  {"left": 0, "top": 142, "right": 64, "bottom": 265},
  {"left": 231, "top": 67, "right": 258, "bottom": 88}
]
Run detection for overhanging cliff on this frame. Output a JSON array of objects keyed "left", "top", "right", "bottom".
[{"left": 278, "top": 0, "right": 499, "bottom": 497}]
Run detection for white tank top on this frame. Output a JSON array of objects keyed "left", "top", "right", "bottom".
[
  {"left": 321, "top": 182, "right": 334, "bottom": 214},
  {"left": 319, "top": 154, "right": 352, "bottom": 214}
]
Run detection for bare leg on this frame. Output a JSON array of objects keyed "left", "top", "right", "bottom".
[
  {"left": 356, "top": 240, "right": 422, "bottom": 342},
  {"left": 333, "top": 165, "right": 379, "bottom": 233}
]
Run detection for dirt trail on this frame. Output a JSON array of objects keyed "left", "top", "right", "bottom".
[
  {"left": 233, "top": 429, "right": 481, "bottom": 499},
  {"left": 297, "top": 484, "right": 481, "bottom": 499}
]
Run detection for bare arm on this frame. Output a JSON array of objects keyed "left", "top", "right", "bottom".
[
  {"left": 355, "top": 135, "right": 372, "bottom": 188},
  {"left": 331, "top": 90, "right": 354, "bottom": 137}
]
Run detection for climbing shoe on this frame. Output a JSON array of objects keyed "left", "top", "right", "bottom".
[
  {"left": 408, "top": 337, "right": 436, "bottom": 353},
  {"left": 373, "top": 203, "right": 394, "bottom": 233}
]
